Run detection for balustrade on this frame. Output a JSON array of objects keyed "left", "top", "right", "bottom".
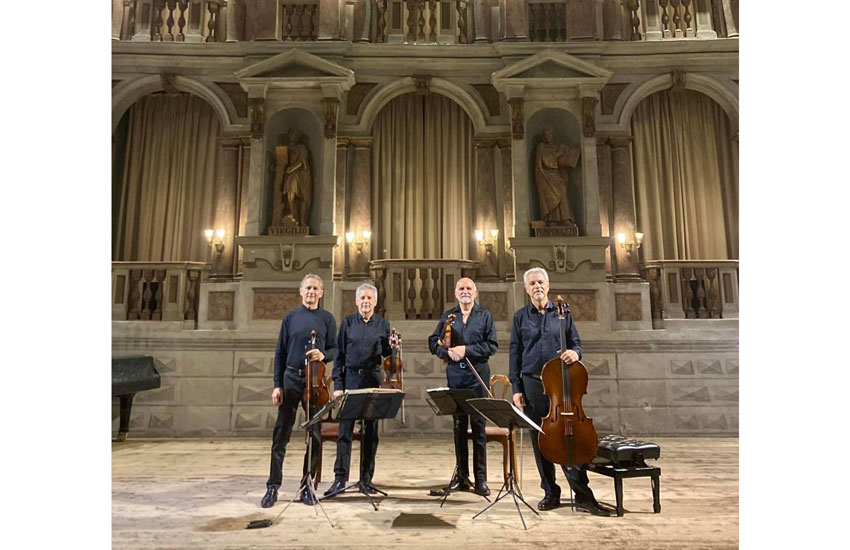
[
  {"left": 112, "top": 262, "right": 208, "bottom": 327},
  {"left": 280, "top": 0, "right": 318, "bottom": 40},
  {"left": 127, "top": 0, "right": 223, "bottom": 42},
  {"left": 527, "top": 0, "right": 567, "bottom": 42},
  {"left": 370, "top": 259, "right": 478, "bottom": 320},
  {"left": 644, "top": 260, "right": 738, "bottom": 321},
  {"left": 377, "top": 0, "right": 468, "bottom": 43}
]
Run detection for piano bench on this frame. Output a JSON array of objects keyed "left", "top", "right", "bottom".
[{"left": 588, "top": 435, "right": 661, "bottom": 517}]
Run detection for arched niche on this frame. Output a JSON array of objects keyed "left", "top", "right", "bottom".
[
  {"left": 263, "top": 107, "right": 323, "bottom": 234},
  {"left": 526, "top": 108, "right": 585, "bottom": 234}
]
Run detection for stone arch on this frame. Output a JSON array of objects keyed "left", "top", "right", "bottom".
[
  {"left": 112, "top": 75, "right": 244, "bottom": 133},
  {"left": 616, "top": 73, "right": 738, "bottom": 132},
  {"left": 355, "top": 77, "right": 489, "bottom": 134}
]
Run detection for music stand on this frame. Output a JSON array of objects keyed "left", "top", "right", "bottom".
[
  {"left": 276, "top": 398, "right": 340, "bottom": 527},
  {"left": 320, "top": 389, "right": 404, "bottom": 511},
  {"left": 466, "top": 398, "right": 543, "bottom": 530},
  {"left": 425, "top": 388, "right": 491, "bottom": 507}
]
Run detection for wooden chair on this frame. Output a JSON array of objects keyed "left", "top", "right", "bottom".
[
  {"left": 471, "top": 374, "right": 519, "bottom": 484},
  {"left": 314, "top": 376, "right": 361, "bottom": 485}
]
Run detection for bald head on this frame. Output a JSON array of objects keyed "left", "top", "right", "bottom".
[{"left": 455, "top": 277, "right": 477, "bottom": 309}]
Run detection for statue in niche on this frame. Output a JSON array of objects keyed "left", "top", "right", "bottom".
[
  {"left": 533, "top": 127, "right": 581, "bottom": 237},
  {"left": 270, "top": 128, "right": 312, "bottom": 236}
]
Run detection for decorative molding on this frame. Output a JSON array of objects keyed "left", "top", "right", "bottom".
[
  {"left": 248, "top": 97, "right": 264, "bottom": 139},
  {"left": 582, "top": 96, "right": 598, "bottom": 137},
  {"left": 670, "top": 69, "right": 687, "bottom": 92},
  {"left": 413, "top": 74, "right": 431, "bottom": 95},
  {"left": 508, "top": 97, "right": 524, "bottom": 140},
  {"left": 322, "top": 97, "right": 339, "bottom": 138}
]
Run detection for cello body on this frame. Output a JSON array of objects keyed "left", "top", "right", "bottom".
[{"left": 537, "top": 298, "right": 599, "bottom": 466}]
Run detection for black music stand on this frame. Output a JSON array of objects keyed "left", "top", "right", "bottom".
[
  {"left": 320, "top": 389, "right": 405, "bottom": 511},
  {"left": 467, "top": 398, "right": 543, "bottom": 530},
  {"left": 275, "top": 399, "right": 339, "bottom": 527},
  {"left": 425, "top": 388, "right": 491, "bottom": 507}
]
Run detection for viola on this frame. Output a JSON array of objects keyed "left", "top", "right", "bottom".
[
  {"left": 381, "top": 328, "right": 403, "bottom": 391},
  {"left": 302, "top": 330, "right": 331, "bottom": 413},
  {"left": 538, "top": 297, "right": 598, "bottom": 466},
  {"left": 441, "top": 313, "right": 493, "bottom": 398}
]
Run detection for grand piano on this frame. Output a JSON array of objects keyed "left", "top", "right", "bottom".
[{"left": 112, "top": 356, "right": 162, "bottom": 441}]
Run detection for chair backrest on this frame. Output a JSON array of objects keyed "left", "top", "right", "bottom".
[{"left": 490, "top": 374, "right": 512, "bottom": 400}]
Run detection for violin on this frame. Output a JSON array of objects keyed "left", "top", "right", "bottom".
[
  {"left": 381, "top": 328, "right": 403, "bottom": 391},
  {"left": 302, "top": 330, "right": 331, "bottom": 414},
  {"left": 381, "top": 328, "right": 405, "bottom": 422},
  {"left": 538, "top": 297, "right": 598, "bottom": 466},
  {"left": 440, "top": 313, "right": 493, "bottom": 398}
]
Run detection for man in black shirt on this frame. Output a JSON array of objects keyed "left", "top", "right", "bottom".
[
  {"left": 428, "top": 277, "right": 498, "bottom": 497},
  {"left": 323, "top": 283, "right": 396, "bottom": 498},
  {"left": 261, "top": 273, "right": 337, "bottom": 508},
  {"left": 508, "top": 267, "right": 611, "bottom": 516}
]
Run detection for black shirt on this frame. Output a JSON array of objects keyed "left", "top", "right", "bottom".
[
  {"left": 273, "top": 305, "right": 338, "bottom": 388},
  {"left": 333, "top": 313, "right": 392, "bottom": 388},
  {"left": 508, "top": 301, "right": 583, "bottom": 394},
  {"left": 428, "top": 303, "right": 498, "bottom": 370}
]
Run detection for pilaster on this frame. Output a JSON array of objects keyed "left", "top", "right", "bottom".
[
  {"left": 348, "top": 137, "right": 373, "bottom": 277},
  {"left": 499, "top": 0, "right": 528, "bottom": 41},
  {"left": 609, "top": 136, "right": 641, "bottom": 281},
  {"left": 474, "top": 0, "right": 492, "bottom": 43},
  {"left": 318, "top": 0, "right": 344, "bottom": 40}
]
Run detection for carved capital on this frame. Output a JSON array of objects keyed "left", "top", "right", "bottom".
[
  {"left": 497, "top": 137, "right": 512, "bottom": 149},
  {"left": 350, "top": 137, "right": 374, "bottom": 149},
  {"left": 160, "top": 70, "right": 179, "bottom": 95},
  {"left": 508, "top": 98, "right": 524, "bottom": 140},
  {"left": 336, "top": 137, "right": 351, "bottom": 148},
  {"left": 248, "top": 97, "right": 265, "bottom": 139},
  {"left": 413, "top": 74, "right": 431, "bottom": 95},
  {"left": 582, "top": 96, "right": 598, "bottom": 138},
  {"left": 475, "top": 138, "right": 499, "bottom": 150},
  {"left": 608, "top": 136, "right": 633, "bottom": 150},
  {"left": 322, "top": 97, "right": 339, "bottom": 139}
]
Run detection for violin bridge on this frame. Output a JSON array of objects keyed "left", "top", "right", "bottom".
[{"left": 560, "top": 412, "right": 575, "bottom": 417}]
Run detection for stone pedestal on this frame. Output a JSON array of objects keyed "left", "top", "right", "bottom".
[
  {"left": 510, "top": 236, "right": 610, "bottom": 283},
  {"left": 237, "top": 235, "right": 337, "bottom": 281}
]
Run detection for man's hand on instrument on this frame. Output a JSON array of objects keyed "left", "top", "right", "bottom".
[
  {"left": 272, "top": 387, "right": 283, "bottom": 407},
  {"left": 448, "top": 345, "right": 466, "bottom": 362},
  {"left": 512, "top": 392, "right": 525, "bottom": 411},
  {"left": 333, "top": 390, "right": 344, "bottom": 399},
  {"left": 306, "top": 349, "right": 325, "bottom": 362},
  {"left": 557, "top": 349, "right": 579, "bottom": 364}
]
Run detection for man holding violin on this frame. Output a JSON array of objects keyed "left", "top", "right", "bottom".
[
  {"left": 508, "top": 267, "right": 611, "bottom": 516},
  {"left": 428, "top": 277, "right": 498, "bottom": 497},
  {"left": 261, "top": 273, "right": 338, "bottom": 509},
  {"left": 323, "top": 283, "right": 396, "bottom": 498}
]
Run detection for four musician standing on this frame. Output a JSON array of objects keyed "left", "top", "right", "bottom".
[{"left": 261, "top": 268, "right": 610, "bottom": 517}]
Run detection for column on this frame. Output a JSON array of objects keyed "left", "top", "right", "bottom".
[
  {"left": 499, "top": 0, "right": 528, "bottom": 41},
  {"left": 244, "top": 0, "right": 279, "bottom": 40},
  {"left": 334, "top": 138, "right": 350, "bottom": 279},
  {"left": 225, "top": 0, "right": 240, "bottom": 41},
  {"left": 609, "top": 136, "right": 641, "bottom": 280},
  {"left": 497, "top": 138, "right": 515, "bottom": 279},
  {"left": 318, "top": 0, "right": 343, "bottom": 40},
  {"left": 244, "top": 97, "right": 267, "bottom": 236},
  {"left": 473, "top": 0, "right": 492, "bottom": 43},
  {"left": 580, "top": 96, "right": 602, "bottom": 237},
  {"left": 695, "top": 0, "right": 717, "bottom": 38},
  {"left": 214, "top": 138, "right": 241, "bottom": 276},
  {"left": 720, "top": 0, "right": 738, "bottom": 37},
  {"left": 132, "top": 0, "right": 153, "bottom": 41},
  {"left": 641, "top": 0, "right": 663, "bottom": 40},
  {"left": 508, "top": 96, "right": 530, "bottom": 237},
  {"left": 596, "top": 139, "right": 614, "bottom": 278},
  {"left": 601, "top": 0, "right": 623, "bottom": 40},
  {"left": 348, "top": 138, "right": 373, "bottom": 277},
  {"left": 112, "top": 0, "right": 124, "bottom": 40},
  {"left": 353, "top": 0, "right": 371, "bottom": 42},
  {"left": 475, "top": 139, "right": 499, "bottom": 279},
  {"left": 566, "top": 0, "right": 602, "bottom": 41}
]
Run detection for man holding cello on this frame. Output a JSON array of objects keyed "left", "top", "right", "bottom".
[
  {"left": 323, "top": 283, "right": 396, "bottom": 498},
  {"left": 508, "top": 267, "right": 611, "bottom": 516},
  {"left": 261, "top": 273, "right": 338, "bottom": 508}
]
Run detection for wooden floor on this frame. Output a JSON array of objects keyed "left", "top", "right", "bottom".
[{"left": 112, "top": 436, "right": 738, "bottom": 549}]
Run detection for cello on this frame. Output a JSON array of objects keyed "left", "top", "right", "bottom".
[
  {"left": 302, "top": 330, "right": 331, "bottom": 414},
  {"left": 538, "top": 297, "right": 598, "bottom": 467},
  {"left": 381, "top": 328, "right": 405, "bottom": 422}
]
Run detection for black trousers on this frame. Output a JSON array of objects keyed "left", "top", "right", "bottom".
[
  {"left": 448, "top": 363, "right": 490, "bottom": 482},
  {"left": 266, "top": 368, "right": 322, "bottom": 490},
  {"left": 333, "top": 369, "right": 381, "bottom": 483},
  {"left": 522, "top": 374, "right": 597, "bottom": 503}
]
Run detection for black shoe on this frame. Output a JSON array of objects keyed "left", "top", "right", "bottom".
[
  {"left": 537, "top": 494, "right": 561, "bottom": 511},
  {"left": 300, "top": 489, "right": 317, "bottom": 506},
  {"left": 360, "top": 481, "right": 378, "bottom": 495},
  {"left": 450, "top": 476, "right": 473, "bottom": 492},
  {"left": 323, "top": 479, "right": 346, "bottom": 498},
  {"left": 575, "top": 500, "right": 612, "bottom": 517},
  {"left": 474, "top": 480, "right": 491, "bottom": 497},
  {"left": 260, "top": 487, "right": 278, "bottom": 508}
]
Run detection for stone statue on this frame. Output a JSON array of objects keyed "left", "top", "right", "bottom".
[
  {"left": 271, "top": 128, "right": 312, "bottom": 235},
  {"left": 534, "top": 127, "right": 581, "bottom": 226}
]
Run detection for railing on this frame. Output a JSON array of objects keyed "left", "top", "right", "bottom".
[
  {"left": 121, "top": 0, "right": 224, "bottom": 42},
  {"left": 280, "top": 0, "right": 318, "bottom": 41},
  {"left": 377, "top": 0, "right": 470, "bottom": 44},
  {"left": 527, "top": 0, "right": 567, "bottom": 42},
  {"left": 369, "top": 259, "right": 478, "bottom": 320},
  {"left": 112, "top": 262, "right": 209, "bottom": 326},
  {"left": 645, "top": 260, "right": 738, "bottom": 320}
]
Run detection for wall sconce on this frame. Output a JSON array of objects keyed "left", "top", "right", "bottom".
[
  {"left": 346, "top": 230, "right": 371, "bottom": 253},
  {"left": 475, "top": 228, "right": 499, "bottom": 255},
  {"left": 616, "top": 231, "right": 644, "bottom": 256},
  {"left": 204, "top": 228, "right": 226, "bottom": 256}
]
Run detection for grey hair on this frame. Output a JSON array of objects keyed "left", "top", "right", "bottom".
[
  {"left": 300, "top": 273, "right": 324, "bottom": 288},
  {"left": 523, "top": 267, "right": 550, "bottom": 285},
  {"left": 355, "top": 283, "right": 378, "bottom": 300}
]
